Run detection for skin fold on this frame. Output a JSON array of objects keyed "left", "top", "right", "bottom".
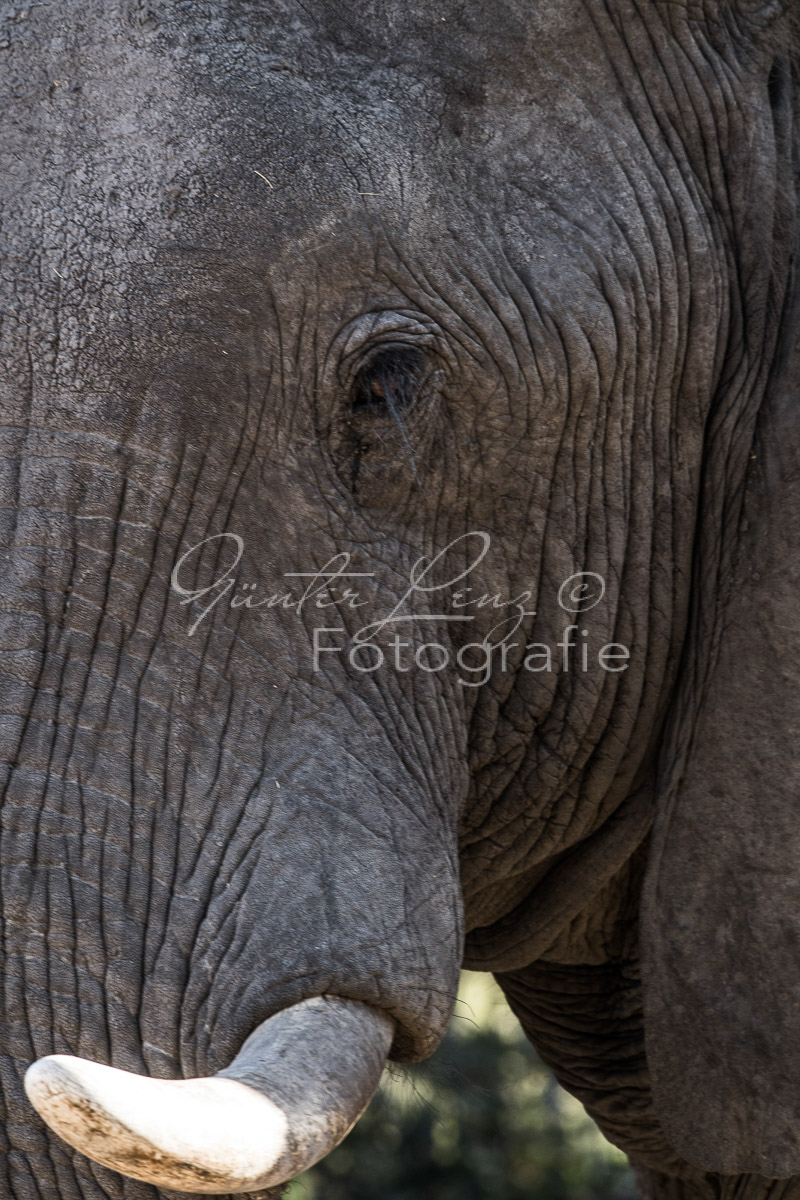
[{"left": 0, "top": 0, "right": 798, "bottom": 1196}]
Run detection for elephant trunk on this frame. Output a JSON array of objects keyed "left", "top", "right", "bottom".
[{"left": 24, "top": 995, "right": 393, "bottom": 1194}]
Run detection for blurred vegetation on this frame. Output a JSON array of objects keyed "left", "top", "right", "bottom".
[{"left": 286, "top": 972, "right": 637, "bottom": 1200}]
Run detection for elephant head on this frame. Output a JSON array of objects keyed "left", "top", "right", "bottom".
[{"left": 1, "top": 1, "right": 798, "bottom": 1198}]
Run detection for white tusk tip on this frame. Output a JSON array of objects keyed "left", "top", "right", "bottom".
[{"left": 24, "top": 1054, "right": 289, "bottom": 1193}]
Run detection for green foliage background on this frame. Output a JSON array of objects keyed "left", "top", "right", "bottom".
[{"left": 287, "top": 972, "right": 637, "bottom": 1199}]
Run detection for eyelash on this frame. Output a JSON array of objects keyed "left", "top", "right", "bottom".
[{"left": 350, "top": 346, "right": 428, "bottom": 419}]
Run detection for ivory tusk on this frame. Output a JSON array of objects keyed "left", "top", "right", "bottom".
[{"left": 24, "top": 996, "right": 394, "bottom": 1194}]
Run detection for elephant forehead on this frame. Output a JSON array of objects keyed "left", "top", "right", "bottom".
[
  {"left": 5, "top": 0, "right": 720, "bottom": 250},
  {"left": 2, "top": 0, "right": 734, "bottom": 443},
  {"left": 145, "top": 6, "right": 695, "bottom": 254}
]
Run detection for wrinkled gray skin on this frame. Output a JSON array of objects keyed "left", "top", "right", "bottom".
[{"left": 1, "top": 1, "right": 799, "bottom": 1197}]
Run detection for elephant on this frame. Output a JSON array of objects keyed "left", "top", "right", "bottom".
[{"left": 1, "top": 0, "right": 799, "bottom": 1196}]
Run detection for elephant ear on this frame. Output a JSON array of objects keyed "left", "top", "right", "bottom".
[{"left": 641, "top": 90, "right": 800, "bottom": 1174}]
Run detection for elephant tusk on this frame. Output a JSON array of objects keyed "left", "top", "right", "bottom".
[{"left": 23, "top": 996, "right": 395, "bottom": 1194}]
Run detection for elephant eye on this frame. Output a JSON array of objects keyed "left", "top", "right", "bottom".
[
  {"left": 332, "top": 341, "right": 442, "bottom": 500},
  {"left": 350, "top": 346, "right": 427, "bottom": 418}
]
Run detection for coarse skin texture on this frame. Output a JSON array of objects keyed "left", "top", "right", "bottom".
[{"left": 0, "top": 0, "right": 798, "bottom": 1197}]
